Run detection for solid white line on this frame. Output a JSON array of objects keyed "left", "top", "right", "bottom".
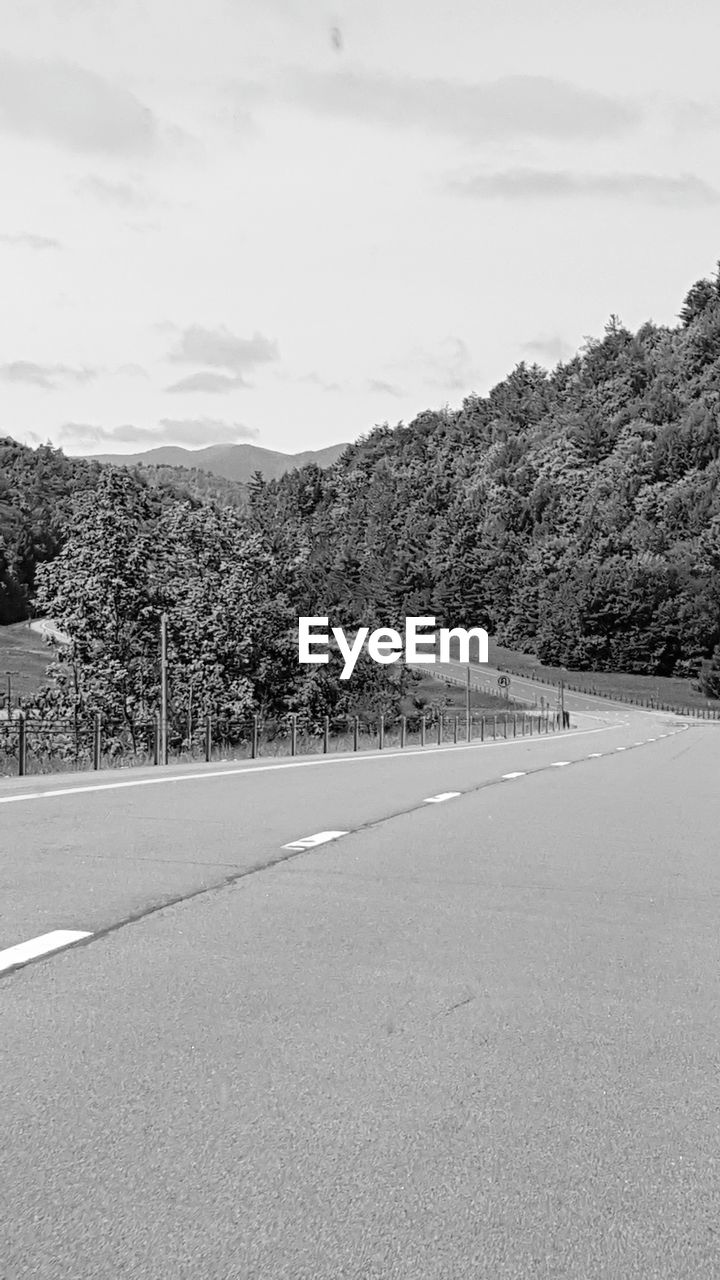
[
  {"left": 424, "top": 792, "right": 461, "bottom": 803},
  {"left": 0, "top": 725, "right": 620, "bottom": 808},
  {"left": 0, "top": 930, "right": 91, "bottom": 974},
  {"left": 281, "top": 830, "right": 348, "bottom": 851},
  {"left": 502, "top": 772, "right": 526, "bottom": 779}
]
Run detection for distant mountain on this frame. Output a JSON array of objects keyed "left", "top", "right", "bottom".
[{"left": 87, "top": 441, "right": 350, "bottom": 483}]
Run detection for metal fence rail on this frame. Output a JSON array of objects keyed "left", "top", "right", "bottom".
[{"left": 0, "top": 707, "right": 560, "bottom": 778}]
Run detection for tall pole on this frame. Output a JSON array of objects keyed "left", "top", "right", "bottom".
[
  {"left": 160, "top": 613, "right": 168, "bottom": 765},
  {"left": 560, "top": 675, "right": 565, "bottom": 726},
  {"left": 5, "top": 670, "right": 18, "bottom": 713},
  {"left": 465, "top": 664, "right": 471, "bottom": 742}
]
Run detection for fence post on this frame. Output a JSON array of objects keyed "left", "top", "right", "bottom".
[
  {"left": 93, "top": 712, "right": 102, "bottom": 771},
  {"left": 513, "top": 713, "right": 516, "bottom": 738},
  {"left": 378, "top": 715, "right": 384, "bottom": 750},
  {"left": 453, "top": 715, "right": 458, "bottom": 744},
  {"left": 400, "top": 716, "right": 406, "bottom": 748},
  {"left": 353, "top": 715, "right": 359, "bottom": 752},
  {"left": 290, "top": 713, "right": 297, "bottom": 757},
  {"left": 421, "top": 715, "right": 426, "bottom": 746},
  {"left": 18, "top": 712, "right": 26, "bottom": 777},
  {"left": 493, "top": 714, "right": 497, "bottom": 740},
  {"left": 479, "top": 715, "right": 484, "bottom": 742},
  {"left": 251, "top": 714, "right": 259, "bottom": 759},
  {"left": 153, "top": 713, "right": 160, "bottom": 765},
  {"left": 437, "top": 712, "right": 443, "bottom": 746},
  {"left": 323, "top": 715, "right": 329, "bottom": 754},
  {"left": 205, "top": 714, "right": 212, "bottom": 763}
]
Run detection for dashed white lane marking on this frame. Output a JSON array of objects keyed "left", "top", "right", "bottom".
[
  {"left": 502, "top": 772, "right": 526, "bottom": 780},
  {"left": 0, "top": 930, "right": 91, "bottom": 974},
  {"left": 424, "top": 792, "right": 461, "bottom": 803},
  {"left": 281, "top": 830, "right": 348, "bottom": 851},
  {"left": 551, "top": 761, "right": 570, "bottom": 767},
  {"left": 633, "top": 742, "right": 643, "bottom": 746},
  {"left": 588, "top": 752, "right": 603, "bottom": 758},
  {"left": 616, "top": 746, "right": 626, "bottom": 751},
  {"left": 0, "top": 725, "right": 620, "bottom": 808}
]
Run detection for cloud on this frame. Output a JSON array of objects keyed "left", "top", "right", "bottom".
[
  {"left": 669, "top": 99, "right": 720, "bottom": 133},
  {"left": 368, "top": 378, "right": 403, "bottom": 396},
  {"left": 0, "top": 361, "right": 96, "bottom": 389},
  {"left": 295, "top": 371, "right": 342, "bottom": 391},
  {"left": 392, "top": 337, "right": 479, "bottom": 392},
  {"left": 167, "top": 325, "right": 279, "bottom": 380},
  {"left": 59, "top": 417, "right": 259, "bottom": 448},
  {"left": 279, "top": 70, "right": 640, "bottom": 142},
  {"left": 165, "top": 371, "right": 248, "bottom": 393},
  {"left": 447, "top": 168, "right": 720, "bottom": 205},
  {"left": 76, "top": 175, "right": 150, "bottom": 208},
  {"left": 521, "top": 336, "right": 575, "bottom": 366},
  {"left": 0, "top": 232, "right": 60, "bottom": 250},
  {"left": 0, "top": 51, "right": 161, "bottom": 155}
]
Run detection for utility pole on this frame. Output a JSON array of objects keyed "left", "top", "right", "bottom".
[
  {"left": 465, "top": 663, "right": 471, "bottom": 742},
  {"left": 5, "top": 670, "right": 19, "bottom": 714},
  {"left": 160, "top": 613, "right": 168, "bottom": 765}
]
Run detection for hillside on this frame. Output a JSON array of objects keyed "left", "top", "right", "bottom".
[
  {"left": 84, "top": 441, "right": 350, "bottom": 483},
  {"left": 247, "top": 262, "right": 720, "bottom": 681}
]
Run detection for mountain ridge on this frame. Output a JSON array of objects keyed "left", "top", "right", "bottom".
[{"left": 81, "top": 441, "right": 350, "bottom": 483}]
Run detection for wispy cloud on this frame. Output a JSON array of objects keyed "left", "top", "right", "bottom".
[
  {"left": 76, "top": 175, "right": 150, "bottom": 208},
  {"left": 59, "top": 417, "right": 259, "bottom": 448},
  {"left": 0, "top": 361, "right": 96, "bottom": 389},
  {"left": 521, "top": 335, "right": 575, "bottom": 366},
  {"left": 447, "top": 168, "right": 720, "bottom": 205},
  {"left": 295, "top": 371, "right": 342, "bottom": 391},
  {"left": 166, "top": 324, "right": 279, "bottom": 385},
  {"left": 0, "top": 51, "right": 162, "bottom": 155},
  {"left": 0, "top": 231, "right": 60, "bottom": 250},
  {"left": 391, "top": 337, "right": 479, "bottom": 392},
  {"left": 165, "top": 370, "right": 247, "bottom": 394},
  {"left": 368, "top": 378, "right": 403, "bottom": 396},
  {"left": 277, "top": 70, "right": 640, "bottom": 142}
]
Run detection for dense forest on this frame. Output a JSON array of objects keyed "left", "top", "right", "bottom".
[
  {"left": 4, "top": 261, "right": 720, "bottom": 727},
  {"left": 0, "top": 440, "right": 247, "bottom": 625},
  {"left": 249, "top": 264, "right": 720, "bottom": 681}
]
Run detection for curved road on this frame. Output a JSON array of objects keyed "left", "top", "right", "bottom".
[{"left": 2, "top": 684, "right": 719, "bottom": 1277}]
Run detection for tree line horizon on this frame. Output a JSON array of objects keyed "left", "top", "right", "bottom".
[{"left": 3, "top": 258, "right": 720, "bottom": 733}]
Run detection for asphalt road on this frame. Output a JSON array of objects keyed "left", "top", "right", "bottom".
[{"left": 3, "top": 691, "right": 719, "bottom": 1277}]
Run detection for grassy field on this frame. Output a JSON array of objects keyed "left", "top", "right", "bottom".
[
  {"left": 0, "top": 622, "right": 53, "bottom": 706},
  {"left": 486, "top": 638, "right": 720, "bottom": 714}
]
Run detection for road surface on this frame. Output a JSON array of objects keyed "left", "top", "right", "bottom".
[{"left": 2, "top": 688, "right": 719, "bottom": 1277}]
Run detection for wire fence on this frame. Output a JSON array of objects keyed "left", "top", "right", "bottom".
[
  {"left": 0, "top": 706, "right": 562, "bottom": 778},
  {"left": 493, "top": 663, "right": 720, "bottom": 719}
]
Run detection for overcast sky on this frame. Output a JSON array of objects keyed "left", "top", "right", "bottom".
[{"left": 2, "top": 0, "right": 720, "bottom": 457}]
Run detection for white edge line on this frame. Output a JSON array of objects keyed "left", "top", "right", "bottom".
[
  {"left": 0, "top": 724, "right": 620, "bottom": 808},
  {"left": 0, "top": 930, "right": 92, "bottom": 974}
]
